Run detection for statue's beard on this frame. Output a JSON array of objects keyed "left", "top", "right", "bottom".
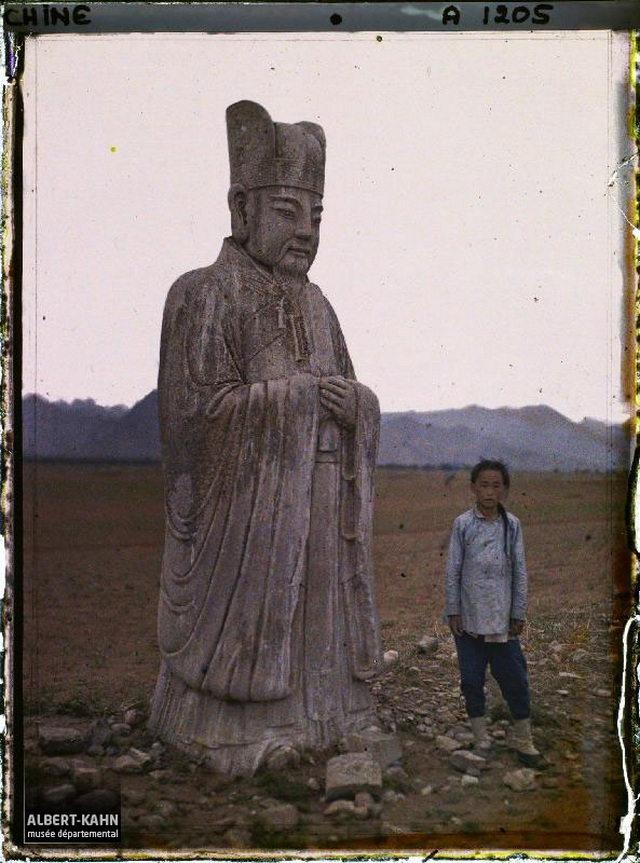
[{"left": 274, "top": 255, "right": 310, "bottom": 282}]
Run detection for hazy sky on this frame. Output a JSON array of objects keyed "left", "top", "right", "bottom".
[{"left": 21, "top": 31, "right": 632, "bottom": 422}]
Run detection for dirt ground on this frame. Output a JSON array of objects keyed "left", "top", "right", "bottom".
[{"left": 18, "top": 463, "right": 631, "bottom": 853}]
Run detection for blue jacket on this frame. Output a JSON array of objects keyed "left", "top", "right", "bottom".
[{"left": 445, "top": 506, "right": 528, "bottom": 636}]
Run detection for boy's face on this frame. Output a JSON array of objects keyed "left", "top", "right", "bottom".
[{"left": 472, "top": 469, "right": 507, "bottom": 517}]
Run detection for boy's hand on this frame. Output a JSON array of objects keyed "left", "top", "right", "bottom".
[
  {"left": 509, "top": 618, "right": 525, "bottom": 637},
  {"left": 448, "top": 615, "right": 464, "bottom": 637}
]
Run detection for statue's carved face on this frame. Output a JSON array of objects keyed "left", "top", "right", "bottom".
[{"left": 243, "top": 186, "right": 323, "bottom": 278}]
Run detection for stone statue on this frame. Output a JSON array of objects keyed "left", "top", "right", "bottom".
[{"left": 148, "top": 100, "right": 382, "bottom": 777}]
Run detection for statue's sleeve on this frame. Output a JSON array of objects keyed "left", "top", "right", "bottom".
[
  {"left": 156, "top": 271, "right": 321, "bottom": 702},
  {"left": 318, "top": 295, "right": 382, "bottom": 680}
]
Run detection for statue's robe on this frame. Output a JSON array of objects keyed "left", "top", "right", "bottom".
[{"left": 149, "top": 238, "right": 381, "bottom": 775}]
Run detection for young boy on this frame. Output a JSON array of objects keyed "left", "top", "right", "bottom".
[{"left": 445, "top": 460, "right": 540, "bottom": 765}]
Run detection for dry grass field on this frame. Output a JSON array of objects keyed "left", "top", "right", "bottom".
[{"left": 20, "top": 462, "right": 631, "bottom": 851}]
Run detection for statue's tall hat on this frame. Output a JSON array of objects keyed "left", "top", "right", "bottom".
[{"left": 226, "top": 100, "right": 325, "bottom": 196}]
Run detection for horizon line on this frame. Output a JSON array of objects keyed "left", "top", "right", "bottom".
[{"left": 21, "top": 391, "right": 631, "bottom": 427}]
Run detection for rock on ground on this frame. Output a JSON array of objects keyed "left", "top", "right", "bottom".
[
  {"left": 139, "top": 813, "right": 167, "bottom": 831},
  {"left": 155, "top": 800, "right": 179, "bottom": 820},
  {"left": 354, "top": 791, "right": 377, "bottom": 816},
  {"left": 383, "top": 650, "right": 399, "bottom": 666},
  {"left": 417, "top": 636, "right": 440, "bottom": 655},
  {"left": 503, "top": 768, "right": 538, "bottom": 791},
  {"left": 325, "top": 753, "right": 382, "bottom": 802},
  {"left": 450, "top": 750, "right": 488, "bottom": 775},
  {"left": 122, "top": 787, "right": 147, "bottom": 806},
  {"left": 344, "top": 728, "right": 402, "bottom": 768},
  {"left": 435, "top": 735, "right": 461, "bottom": 753},
  {"left": 111, "top": 754, "right": 143, "bottom": 774},
  {"left": 38, "top": 726, "right": 85, "bottom": 756},
  {"left": 71, "top": 764, "right": 102, "bottom": 793},
  {"left": 127, "top": 747, "right": 154, "bottom": 769},
  {"left": 258, "top": 803, "right": 299, "bottom": 832},
  {"left": 324, "top": 799, "right": 357, "bottom": 817},
  {"left": 87, "top": 720, "right": 112, "bottom": 749},
  {"left": 461, "top": 774, "right": 480, "bottom": 787},
  {"left": 42, "top": 783, "right": 76, "bottom": 806},
  {"left": 75, "top": 789, "right": 119, "bottom": 812},
  {"left": 40, "top": 757, "right": 72, "bottom": 776},
  {"left": 124, "top": 708, "right": 142, "bottom": 727},
  {"left": 224, "top": 827, "right": 253, "bottom": 847}
]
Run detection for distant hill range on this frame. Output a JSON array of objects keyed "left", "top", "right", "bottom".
[{"left": 22, "top": 391, "right": 630, "bottom": 472}]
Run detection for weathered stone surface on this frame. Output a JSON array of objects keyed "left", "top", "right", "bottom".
[
  {"left": 355, "top": 791, "right": 375, "bottom": 812},
  {"left": 324, "top": 799, "right": 357, "bottom": 817},
  {"left": 87, "top": 719, "right": 112, "bottom": 749},
  {"left": 124, "top": 708, "right": 142, "bottom": 727},
  {"left": 111, "top": 754, "right": 143, "bottom": 774},
  {"left": 417, "top": 636, "right": 440, "bottom": 655},
  {"left": 122, "top": 787, "right": 147, "bottom": 806},
  {"left": 450, "top": 750, "right": 488, "bottom": 774},
  {"left": 380, "top": 821, "right": 409, "bottom": 836},
  {"left": 384, "top": 764, "right": 408, "bottom": 781},
  {"left": 149, "top": 769, "right": 172, "bottom": 782},
  {"left": 435, "top": 735, "right": 461, "bottom": 753},
  {"left": 41, "top": 757, "right": 72, "bottom": 777},
  {"left": 549, "top": 641, "right": 566, "bottom": 653},
  {"left": 139, "top": 813, "right": 167, "bottom": 831},
  {"left": 461, "top": 774, "right": 480, "bottom": 787},
  {"left": 265, "top": 744, "right": 301, "bottom": 771},
  {"left": 155, "top": 800, "right": 179, "bottom": 820},
  {"left": 147, "top": 100, "right": 381, "bottom": 778},
  {"left": 258, "top": 803, "right": 299, "bottom": 831},
  {"left": 383, "top": 650, "right": 399, "bottom": 666},
  {"left": 382, "top": 789, "right": 404, "bottom": 803},
  {"left": 42, "top": 783, "right": 76, "bottom": 806},
  {"left": 208, "top": 808, "right": 239, "bottom": 832},
  {"left": 325, "top": 753, "right": 382, "bottom": 801},
  {"left": 344, "top": 728, "right": 402, "bottom": 768},
  {"left": 38, "top": 726, "right": 85, "bottom": 755},
  {"left": 503, "top": 768, "right": 538, "bottom": 791},
  {"left": 111, "top": 723, "right": 132, "bottom": 737},
  {"left": 75, "top": 789, "right": 119, "bottom": 812},
  {"left": 224, "top": 827, "right": 253, "bottom": 847},
  {"left": 72, "top": 764, "right": 102, "bottom": 793},
  {"left": 127, "top": 747, "right": 154, "bottom": 769}
]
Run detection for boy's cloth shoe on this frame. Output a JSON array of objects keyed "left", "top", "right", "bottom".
[
  {"left": 509, "top": 718, "right": 545, "bottom": 765},
  {"left": 517, "top": 750, "right": 547, "bottom": 768},
  {"left": 469, "top": 716, "right": 492, "bottom": 752}
]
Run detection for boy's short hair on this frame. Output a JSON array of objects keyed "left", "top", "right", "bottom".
[{"left": 470, "top": 460, "right": 510, "bottom": 488}]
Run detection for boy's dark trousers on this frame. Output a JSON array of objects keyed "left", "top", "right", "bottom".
[{"left": 454, "top": 632, "right": 530, "bottom": 720}]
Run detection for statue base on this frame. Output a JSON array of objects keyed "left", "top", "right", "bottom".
[{"left": 148, "top": 660, "right": 377, "bottom": 777}]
